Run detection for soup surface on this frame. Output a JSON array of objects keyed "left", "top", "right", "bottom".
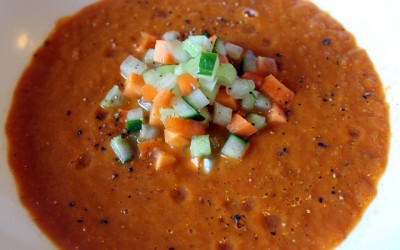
[{"left": 6, "top": 0, "right": 389, "bottom": 249}]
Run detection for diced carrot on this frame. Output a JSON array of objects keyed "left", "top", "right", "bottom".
[
  {"left": 164, "top": 129, "right": 190, "bottom": 149},
  {"left": 267, "top": 102, "right": 287, "bottom": 123},
  {"left": 153, "top": 40, "right": 175, "bottom": 65},
  {"left": 257, "top": 56, "right": 278, "bottom": 77},
  {"left": 124, "top": 73, "right": 145, "bottom": 99},
  {"left": 149, "top": 89, "right": 174, "bottom": 128},
  {"left": 164, "top": 117, "right": 206, "bottom": 139},
  {"left": 241, "top": 72, "right": 264, "bottom": 88},
  {"left": 215, "top": 87, "right": 239, "bottom": 111},
  {"left": 177, "top": 73, "right": 199, "bottom": 96},
  {"left": 259, "top": 74, "right": 295, "bottom": 109},
  {"left": 218, "top": 55, "right": 229, "bottom": 64},
  {"left": 226, "top": 114, "right": 257, "bottom": 138},
  {"left": 138, "top": 32, "right": 157, "bottom": 52},
  {"left": 208, "top": 35, "right": 218, "bottom": 46},
  {"left": 141, "top": 84, "right": 158, "bottom": 102},
  {"left": 137, "top": 138, "right": 164, "bottom": 157},
  {"left": 155, "top": 150, "right": 177, "bottom": 171}
]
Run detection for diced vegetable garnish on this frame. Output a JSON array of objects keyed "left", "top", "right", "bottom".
[
  {"left": 226, "top": 78, "right": 255, "bottom": 99},
  {"left": 227, "top": 114, "right": 257, "bottom": 138},
  {"left": 124, "top": 73, "right": 145, "bottom": 99},
  {"left": 213, "top": 102, "right": 233, "bottom": 127},
  {"left": 171, "top": 96, "right": 205, "bottom": 121},
  {"left": 102, "top": 31, "right": 295, "bottom": 167},
  {"left": 240, "top": 50, "right": 257, "bottom": 73},
  {"left": 246, "top": 113, "right": 267, "bottom": 131},
  {"left": 126, "top": 108, "right": 144, "bottom": 132},
  {"left": 110, "top": 136, "right": 133, "bottom": 163},
  {"left": 225, "top": 42, "right": 243, "bottom": 60},
  {"left": 217, "top": 63, "right": 237, "bottom": 85},
  {"left": 120, "top": 55, "right": 148, "bottom": 79},
  {"left": 154, "top": 40, "right": 175, "bottom": 65},
  {"left": 101, "top": 85, "right": 125, "bottom": 108},
  {"left": 190, "top": 135, "right": 212, "bottom": 157},
  {"left": 260, "top": 74, "right": 295, "bottom": 109},
  {"left": 221, "top": 134, "right": 249, "bottom": 159},
  {"left": 139, "top": 124, "right": 159, "bottom": 142},
  {"left": 184, "top": 88, "right": 210, "bottom": 110},
  {"left": 198, "top": 52, "right": 219, "bottom": 81}
]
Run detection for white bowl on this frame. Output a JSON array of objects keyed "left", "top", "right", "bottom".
[{"left": 0, "top": 0, "right": 399, "bottom": 249}]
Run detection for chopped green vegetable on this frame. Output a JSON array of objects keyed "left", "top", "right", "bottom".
[
  {"left": 190, "top": 135, "right": 212, "bottom": 157},
  {"left": 110, "top": 136, "right": 133, "bottom": 163}
]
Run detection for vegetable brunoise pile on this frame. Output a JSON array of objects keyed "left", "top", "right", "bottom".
[{"left": 101, "top": 31, "right": 295, "bottom": 172}]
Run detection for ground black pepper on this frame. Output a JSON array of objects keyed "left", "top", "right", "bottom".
[
  {"left": 100, "top": 219, "right": 109, "bottom": 224},
  {"left": 76, "top": 130, "right": 83, "bottom": 136},
  {"left": 318, "top": 142, "right": 328, "bottom": 148},
  {"left": 69, "top": 201, "right": 75, "bottom": 207},
  {"left": 322, "top": 38, "right": 331, "bottom": 45}
]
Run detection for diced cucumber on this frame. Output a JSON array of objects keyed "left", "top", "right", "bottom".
[
  {"left": 101, "top": 85, "right": 125, "bottom": 108},
  {"left": 217, "top": 63, "right": 237, "bottom": 86},
  {"left": 213, "top": 38, "right": 227, "bottom": 56},
  {"left": 171, "top": 84, "right": 183, "bottom": 97},
  {"left": 221, "top": 134, "right": 249, "bottom": 159},
  {"left": 213, "top": 102, "right": 232, "bottom": 127},
  {"left": 226, "top": 78, "right": 255, "bottom": 99},
  {"left": 139, "top": 124, "right": 159, "bottom": 142},
  {"left": 240, "top": 50, "right": 257, "bottom": 74},
  {"left": 197, "top": 52, "right": 220, "bottom": 81},
  {"left": 199, "top": 78, "right": 218, "bottom": 93},
  {"left": 199, "top": 107, "right": 212, "bottom": 125},
  {"left": 162, "top": 30, "right": 181, "bottom": 41},
  {"left": 225, "top": 42, "right": 243, "bottom": 60},
  {"left": 183, "top": 56, "right": 200, "bottom": 76},
  {"left": 159, "top": 108, "right": 180, "bottom": 125},
  {"left": 174, "top": 63, "right": 185, "bottom": 76},
  {"left": 157, "top": 72, "right": 177, "bottom": 90},
  {"left": 120, "top": 55, "right": 148, "bottom": 79},
  {"left": 166, "top": 40, "right": 190, "bottom": 63},
  {"left": 246, "top": 113, "right": 267, "bottom": 131},
  {"left": 110, "top": 136, "right": 133, "bottom": 163},
  {"left": 200, "top": 83, "right": 220, "bottom": 105},
  {"left": 255, "top": 93, "right": 272, "bottom": 110},
  {"left": 126, "top": 108, "right": 144, "bottom": 132},
  {"left": 157, "top": 65, "right": 176, "bottom": 75},
  {"left": 184, "top": 88, "right": 210, "bottom": 110},
  {"left": 190, "top": 135, "right": 212, "bottom": 157},
  {"left": 143, "top": 49, "right": 155, "bottom": 64},
  {"left": 143, "top": 69, "right": 162, "bottom": 87},
  {"left": 171, "top": 96, "right": 205, "bottom": 121},
  {"left": 241, "top": 92, "right": 257, "bottom": 111}
]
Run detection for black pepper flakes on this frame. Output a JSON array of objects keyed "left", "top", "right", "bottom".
[
  {"left": 101, "top": 146, "right": 106, "bottom": 151},
  {"left": 318, "top": 142, "right": 328, "bottom": 148},
  {"left": 69, "top": 201, "right": 75, "bottom": 207},
  {"left": 76, "top": 130, "right": 83, "bottom": 136},
  {"left": 277, "top": 151, "right": 283, "bottom": 157},
  {"left": 233, "top": 214, "right": 244, "bottom": 228},
  {"left": 322, "top": 39, "right": 331, "bottom": 45},
  {"left": 100, "top": 219, "right": 109, "bottom": 224},
  {"left": 128, "top": 167, "right": 133, "bottom": 173},
  {"left": 76, "top": 219, "right": 84, "bottom": 223},
  {"left": 271, "top": 231, "right": 276, "bottom": 236},
  {"left": 319, "top": 197, "right": 324, "bottom": 203},
  {"left": 67, "top": 111, "right": 72, "bottom": 116},
  {"left": 283, "top": 148, "right": 289, "bottom": 153},
  {"left": 275, "top": 53, "right": 283, "bottom": 57}
]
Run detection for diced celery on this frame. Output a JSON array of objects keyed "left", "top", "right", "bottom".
[
  {"left": 120, "top": 55, "right": 148, "bottom": 78},
  {"left": 255, "top": 93, "right": 272, "bottom": 110},
  {"left": 217, "top": 63, "right": 237, "bottom": 85},
  {"left": 143, "top": 49, "right": 155, "bottom": 64},
  {"left": 183, "top": 56, "right": 200, "bottom": 76},
  {"left": 157, "top": 65, "right": 176, "bottom": 75},
  {"left": 199, "top": 107, "right": 212, "bottom": 125},
  {"left": 200, "top": 83, "right": 220, "bottom": 105},
  {"left": 126, "top": 108, "right": 144, "bottom": 132},
  {"left": 199, "top": 78, "right": 218, "bottom": 93},
  {"left": 101, "top": 85, "right": 125, "bottom": 108},
  {"left": 188, "top": 35, "right": 213, "bottom": 52},
  {"left": 182, "top": 39, "right": 203, "bottom": 57},
  {"left": 174, "top": 63, "right": 185, "bottom": 76},
  {"left": 171, "top": 96, "right": 205, "bottom": 121},
  {"left": 190, "top": 135, "right": 212, "bottom": 157},
  {"left": 143, "top": 69, "right": 162, "bottom": 87},
  {"left": 213, "top": 38, "right": 226, "bottom": 56},
  {"left": 198, "top": 52, "right": 219, "bottom": 81},
  {"left": 240, "top": 50, "right": 257, "bottom": 73}
]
